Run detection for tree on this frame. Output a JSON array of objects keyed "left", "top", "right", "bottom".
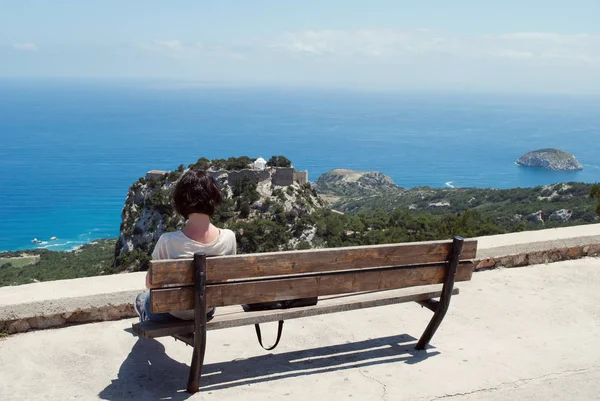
[
  {"left": 591, "top": 184, "right": 600, "bottom": 216},
  {"left": 266, "top": 155, "right": 292, "bottom": 168},
  {"left": 189, "top": 158, "right": 210, "bottom": 170},
  {"left": 239, "top": 202, "right": 251, "bottom": 218},
  {"left": 296, "top": 241, "right": 311, "bottom": 250},
  {"left": 232, "top": 219, "right": 289, "bottom": 253},
  {"left": 224, "top": 156, "right": 253, "bottom": 170},
  {"left": 232, "top": 176, "right": 259, "bottom": 202},
  {"left": 209, "top": 156, "right": 254, "bottom": 171}
]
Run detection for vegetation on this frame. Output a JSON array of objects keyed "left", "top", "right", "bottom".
[
  {"left": 0, "top": 239, "right": 116, "bottom": 286},
  {"left": 591, "top": 184, "right": 600, "bottom": 216},
  {"left": 266, "top": 155, "right": 292, "bottom": 168},
  {"left": 315, "top": 169, "right": 399, "bottom": 197},
  {"left": 329, "top": 182, "right": 598, "bottom": 232},
  {"left": 114, "top": 244, "right": 152, "bottom": 272},
  {"left": 187, "top": 154, "right": 292, "bottom": 170},
  {"left": 187, "top": 156, "right": 255, "bottom": 171},
  {"left": 0, "top": 256, "right": 37, "bottom": 269},
  {"left": 211, "top": 156, "right": 255, "bottom": 170}
]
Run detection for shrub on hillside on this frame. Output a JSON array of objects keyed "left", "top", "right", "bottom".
[
  {"left": 266, "top": 155, "right": 292, "bottom": 168},
  {"left": 591, "top": 184, "right": 600, "bottom": 216}
]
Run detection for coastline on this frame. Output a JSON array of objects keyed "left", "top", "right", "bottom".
[
  {"left": 4, "top": 179, "right": 599, "bottom": 254},
  {"left": 0, "top": 238, "right": 117, "bottom": 256},
  {"left": 0, "top": 231, "right": 117, "bottom": 254}
]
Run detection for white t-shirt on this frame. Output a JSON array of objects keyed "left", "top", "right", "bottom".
[
  {"left": 151, "top": 228, "right": 237, "bottom": 320},
  {"left": 151, "top": 229, "right": 237, "bottom": 260}
]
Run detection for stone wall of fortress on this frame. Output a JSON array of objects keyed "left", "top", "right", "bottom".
[
  {"left": 145, "top": 170, "right": 168, "bottom": 181},
  {"left": 212, "top": 168, "right": 308, "bottom": 187},
  {"left": 272, "top": 168, "right": 294, "bottom": 186},
  {"left": 294, "top": 170, "right": 309, "bottom": 185},
  {"left": 211, "top": 170, "right": 272, "bottom": 186},
  {"left": 149, "top": 167, "right": 307, "bottom": 187}
]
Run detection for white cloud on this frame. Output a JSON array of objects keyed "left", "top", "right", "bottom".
[
  {"left": 12, "top": 43, "right": 38, "bottom": 52},
  {"left": 140, "top": 40, "right": 202, "bottom": 58},
  {"left": 492, "top": 50, "right": 535, "bottom": 60},
  {"left": 139, "top": 39, "right": 248, "bottom": 60},
  {"left": 102, "top": 30, "right": 600, "bottom": 92},
  {"left": 270, "top": 29, "right": 600, "bottom": 64},
  {"left": 155, "top": 40, "right": 186, "bottom": 53},
  {"left": 273, "top": 30, "right": 414, "bottom": 57},
  {"left": 137, "top": 30, "right": 600, "bottom": 66},
  {"left": 493, "top": 32, "right": 564, "bottom": 40}
]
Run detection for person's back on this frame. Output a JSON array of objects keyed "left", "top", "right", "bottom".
[
  {"left": 134, "top": 168, "right": 237, "bottom": 322},
  {"left": 152, "top": 229, "right": 236, "bottom": 260}
]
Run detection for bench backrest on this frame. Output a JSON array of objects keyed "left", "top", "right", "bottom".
[{"left": 148, "top": 238, "right": 477, "bottom": 314}]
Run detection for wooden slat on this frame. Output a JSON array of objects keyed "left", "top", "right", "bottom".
[
  {"left": 208, "top": 287, "right": 459, "bottom": 330},
  {"left": 149, "top": 239, "right": 478, "bottom": 286},
  {"left": 134, "top": 286, "right": 459, "bottom": 338},
  {"left": 150, "top": 262, "right": 473, "bottom": 313},
  {"left": 132, "top": 320, "right": 194, "bottom": 339}
]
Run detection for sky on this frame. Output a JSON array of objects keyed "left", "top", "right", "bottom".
[{"left": 1, "top": 1, "right": 600, "bottom": 93}]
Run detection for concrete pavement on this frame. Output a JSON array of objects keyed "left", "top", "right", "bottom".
[{"left": 0, "top": 257, "right": 599, "bottom": 400}]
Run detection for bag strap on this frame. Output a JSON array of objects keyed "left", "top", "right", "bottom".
[{"left": 254, "top": 320, "right": 284, "bottom": 351}]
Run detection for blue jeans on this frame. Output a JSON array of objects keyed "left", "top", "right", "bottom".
[
  {"left": 144, "top": 294, "right": 182, "bottom": 323},
  {"left": 144, "top": 295, "right": 216, "bottom": 323}
]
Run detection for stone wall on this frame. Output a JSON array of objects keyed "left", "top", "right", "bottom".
[
  {"left": 193, "top": 168, "right": 304, "bottom": 187},
  {"left": 225, "top": 170, "right": 271, "bottom": 186},
  {"left": 2, "top": 304, "right": 135, "bottom": 334},
  {"left": 294, "top": 170, "right": 309, "bottom": 185},
  {"left": 273, "top": 167, "right": 295, "bottom": 186},
  {"left": 474, "top": 243, "right": 600, "bottom": 270},
  {"left": 145, "top": 170, "right": 168, "bottom": 180}
]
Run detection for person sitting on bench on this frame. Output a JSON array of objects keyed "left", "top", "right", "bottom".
[{"left": 133, "top": 168, "right": 237, "bottom": 322}]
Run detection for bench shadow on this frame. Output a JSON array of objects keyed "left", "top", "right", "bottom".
[
  {"left": 200, "top": 333, "right": 437, "bottom": 392},
  {"left": 99, "top": 338, "right": 192, "bottom": 401},
  {"left": 99, "top": 333, "right": 437, "bottom": 399}
]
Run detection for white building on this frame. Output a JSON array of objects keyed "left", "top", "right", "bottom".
[{"left": 253, "top": 157, "right": 267, "bottom": 170}]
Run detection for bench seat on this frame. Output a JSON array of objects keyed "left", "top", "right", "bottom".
[{"left": 132, "top": 285, "right": 459, "bottom": 339}]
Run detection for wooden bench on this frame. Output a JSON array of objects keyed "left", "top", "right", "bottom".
[{"left": 132, "top": 236, "right": 477, "bottom": 393}]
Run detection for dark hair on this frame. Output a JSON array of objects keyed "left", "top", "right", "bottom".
[{"left": 173, "top": 169, "right": 222, "bottom": 218}]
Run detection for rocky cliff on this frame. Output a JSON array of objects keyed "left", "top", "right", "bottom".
[
  {"left": 516, "top": 148, "right": 583, "bottom": 171},
  {"left": 314, "top": 169, "right": 401, "bottom": 197},
  {"left": 115, "top": 165, "right": 324, "bottom": 271}
]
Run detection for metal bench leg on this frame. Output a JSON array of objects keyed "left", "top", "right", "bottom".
[
  {"left": 187, "top": 252, "right": 207, "bottom": 394},
  {"left": 416, "top": 237, "right": 463, "bottom": 350}
]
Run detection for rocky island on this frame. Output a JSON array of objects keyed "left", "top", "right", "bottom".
[{"left": 516, "top": 148, "right": 583, "bottom": 171}]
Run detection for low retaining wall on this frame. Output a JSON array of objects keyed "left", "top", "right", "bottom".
[
  {"left": 0, "top": 272, "right": 145, "bottom": 334},
  {"left": 5, "top": 303, "right": 135, "bottom": 333},
  {"left": 475, "top": 243, "right": 600, "bottom": 270},
  {"left": 1, "top": 224, "right": 599, "bottom": 334},
  {"left": 473, "top": 223, "right": 600, "bottom": 269}
]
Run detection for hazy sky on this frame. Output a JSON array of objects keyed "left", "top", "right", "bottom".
[{"left": 2, "top": 1, "right": 600, "bottom": 93}]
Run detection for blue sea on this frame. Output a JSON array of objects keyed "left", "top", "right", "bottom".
[{"left": 1, "top": 79, "right": 599, "bottom": 252}]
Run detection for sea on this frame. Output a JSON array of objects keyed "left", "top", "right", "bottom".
[{"left": 1, "top": 79, "right": 599, "bottom": 252}]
